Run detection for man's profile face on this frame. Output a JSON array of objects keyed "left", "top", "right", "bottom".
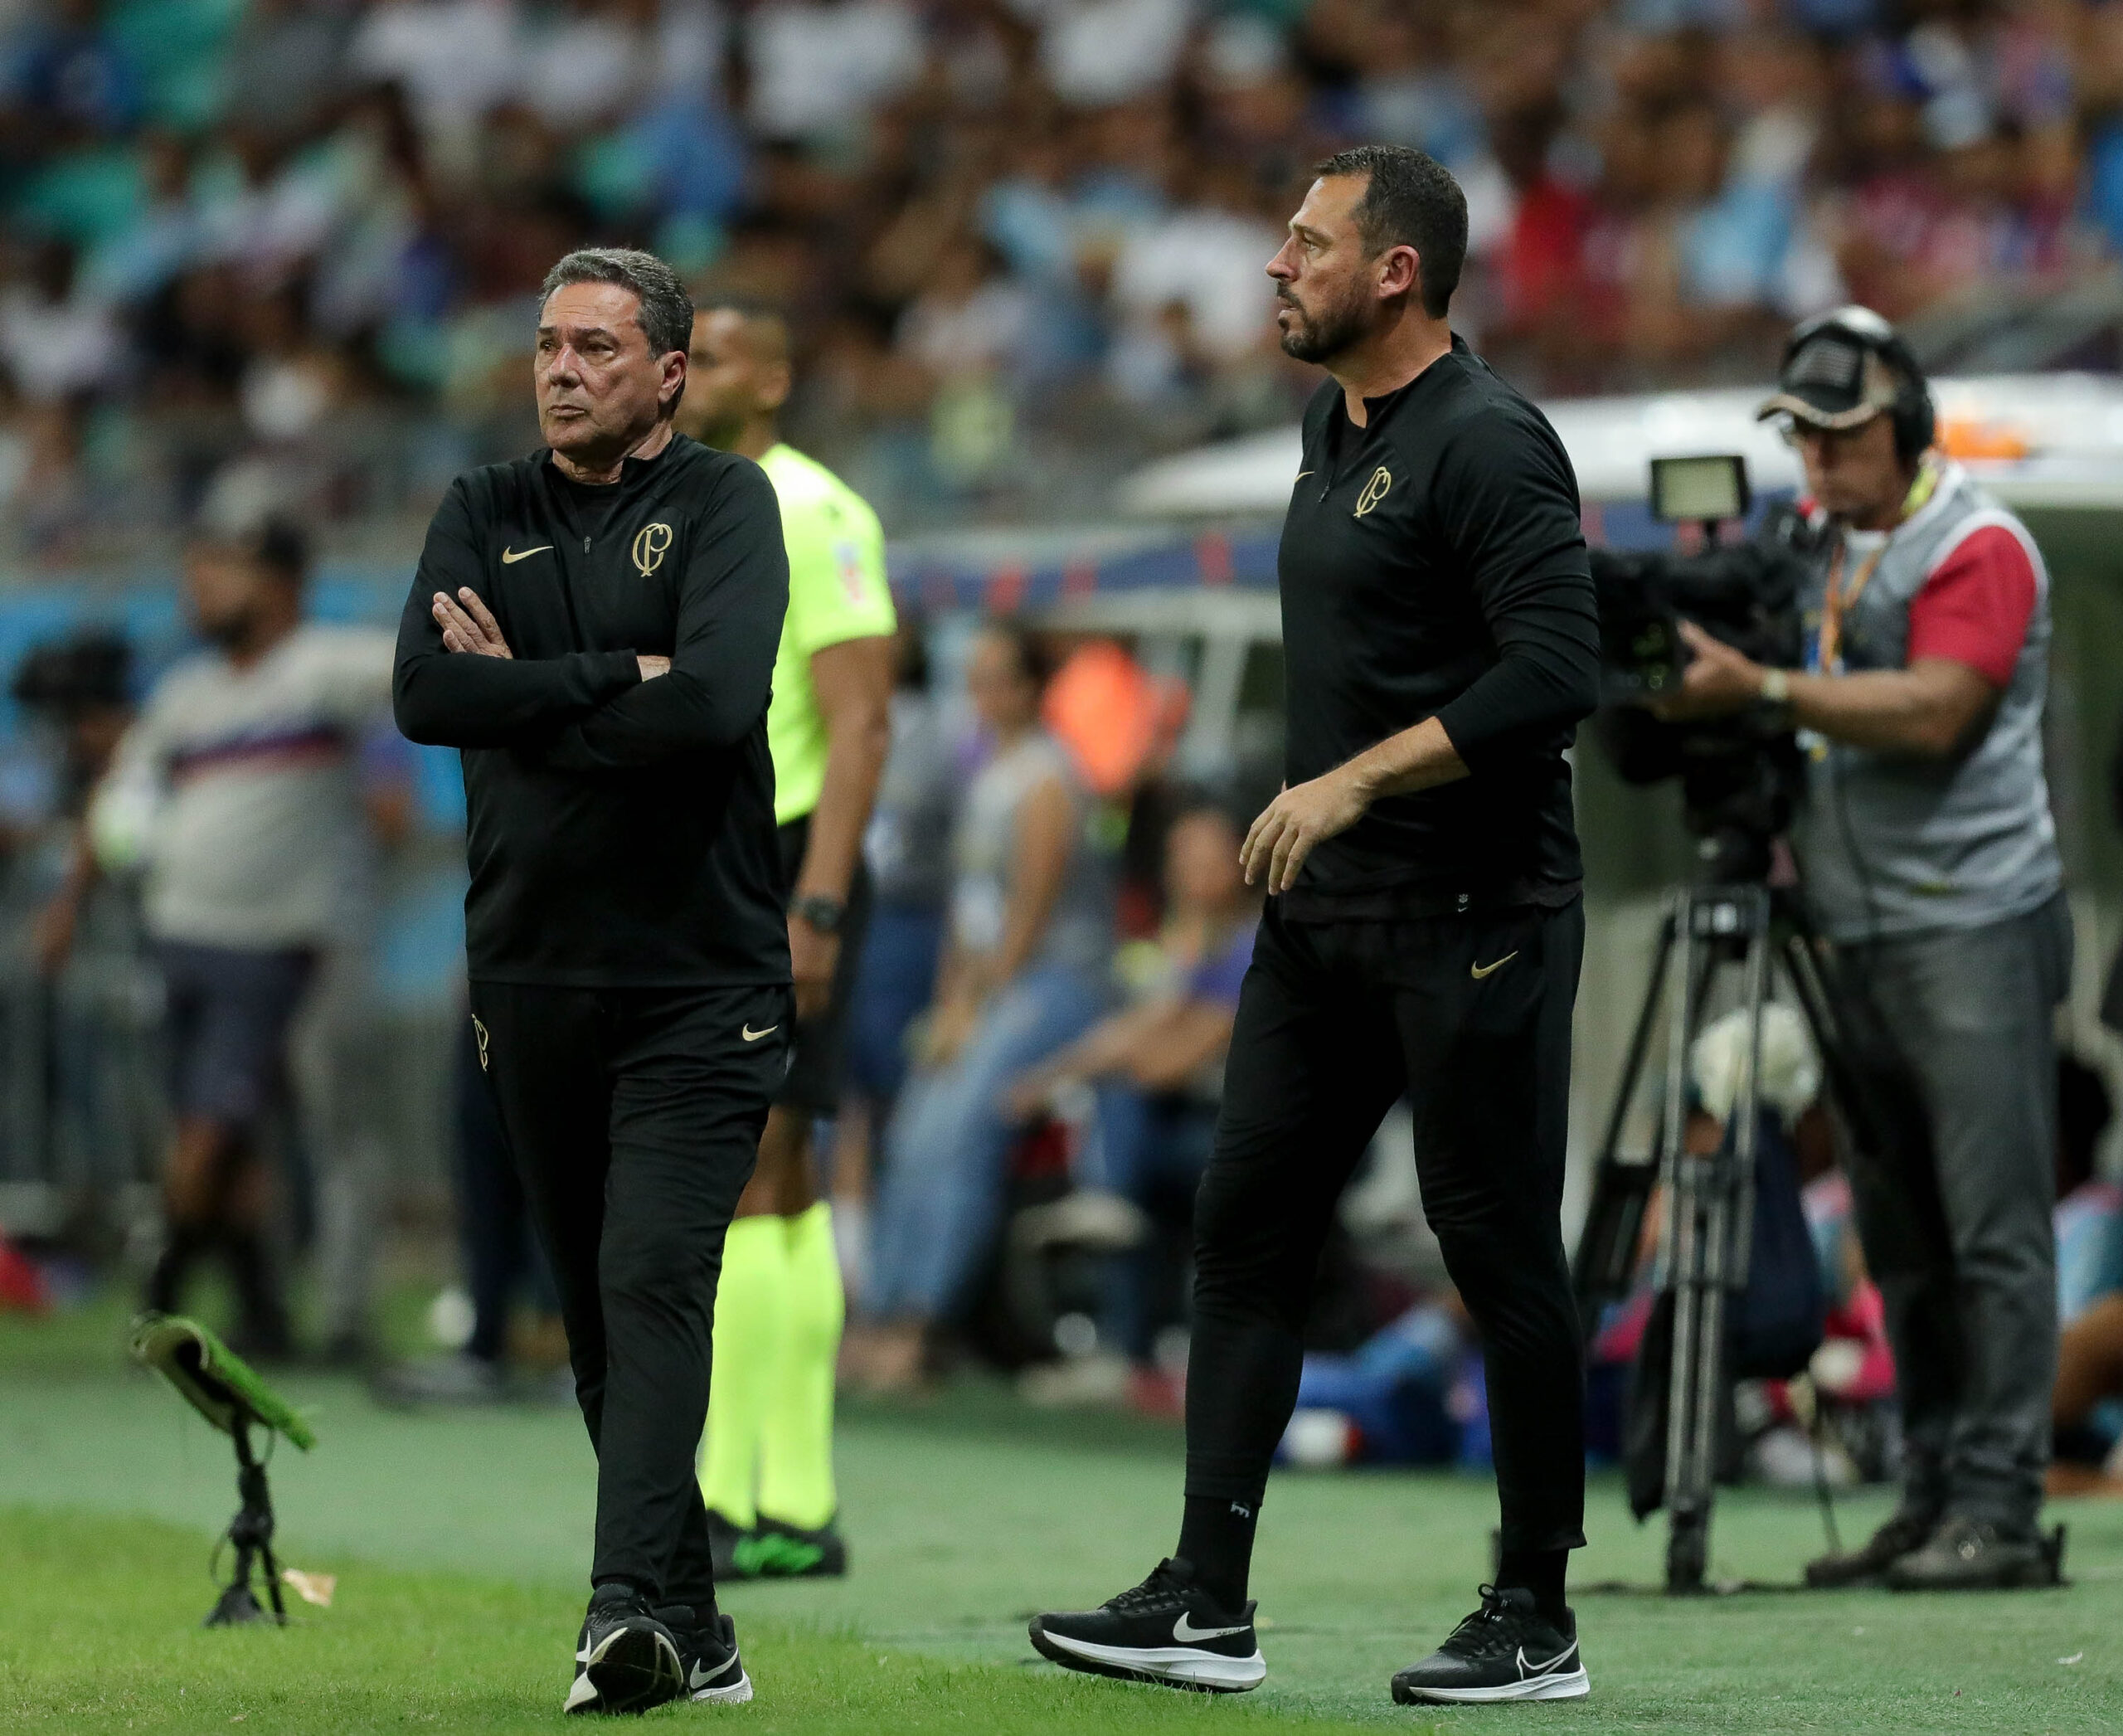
[
  {"left": 535, "top": 281, "right": 681, "bottom": 460},
  {"left": 1792, "top": 413, "right": 1907, "bottom": 523},
  {"left": 1266, "top": 175, "right": 1382, "bottom": 365},
  {"left": 675, "top": 309, "right": 787, "bottom": 449}
]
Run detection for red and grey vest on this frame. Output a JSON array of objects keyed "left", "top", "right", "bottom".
[{"left": 1790, "top": 460, "right": 2062, "bottom": 941}]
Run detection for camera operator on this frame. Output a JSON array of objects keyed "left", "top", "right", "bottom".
[{"left": 1654, "top": 307, "right": 2068, "bottom": 1592}]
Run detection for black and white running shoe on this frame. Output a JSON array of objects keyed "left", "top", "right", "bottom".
[
  {"left": 1029, "top": 1559, "right": 1266, "bottom": 1693},
  {"left": 654, "top": 1603, "right": 754, "bottom": 1704},
  {"left": 563, "top": 1583, "right": 683, "bottom": 1715},
  {"left": 1391, "top": 1585, "right": 1589, "bottom": 1704}
]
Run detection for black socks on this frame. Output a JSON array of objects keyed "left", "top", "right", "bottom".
[
  {"left": 1178, "top": 1493, "right": 1258, "bottom": 1612},
  {"left": 1497, "top": 1547, "right": 1570, "bottom": 1627}
]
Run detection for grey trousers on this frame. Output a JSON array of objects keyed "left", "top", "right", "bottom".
[{"left": 1836, "top": 893, "right": 2071, "bottom": 1533}]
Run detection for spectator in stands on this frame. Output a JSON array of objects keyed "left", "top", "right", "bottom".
[
  {"left": 847, "top": 621, "right": 1111, "bottom": 1393},
  {"left": 833, "top": 617, "right": 957, "bottom": 1297},
  {"left": 42, "top": 513, "right": 399, "bottom": 1356},
  {"left": 1008, "top": 795, "right": 1258, "bottom": 1408},
  {"left": 12, "top": 6, "right": 2123, "bottom": 544}
]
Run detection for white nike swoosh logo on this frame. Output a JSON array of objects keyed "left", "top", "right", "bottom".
[
  {"left": 689, "top": 1658, "right": 735, "bottom": 1690},
  {"left": 1470, "top": 951, "right": 1519, "bottom": 980},
  {"left": 500, "top": 544, "right": 551, "bottom": 563},
  {"left": 1173, "top": 1612, "right": 1249, "bottom": 1642},
  {"left": 1518, "top": 1642, "right": 1576, "bottom": 1677},
  {"left": 741, "top": 1024, "right": 778, "bottom": 1042}
]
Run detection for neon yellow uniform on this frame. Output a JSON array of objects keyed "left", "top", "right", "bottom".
[
  {"left": 760, "top": 443, "right": 896, "bottom": 824},
  {"left": 699, "top": 441, "right": 892, "bottom": 1556}
]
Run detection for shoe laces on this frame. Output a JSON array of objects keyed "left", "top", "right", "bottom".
[
  {"left": 1108, "top": 1560, "right": 1191, "bottom": 1613},
  {"left": 1440, "top": 1587, "right": 1524, "bottom": 1661}
]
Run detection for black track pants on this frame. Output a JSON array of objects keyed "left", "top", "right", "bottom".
[
  {"left": 469, "top": 980, "right": 791, "bottom": 1605},
  {"left": 1185, "top": 897, "right": 1587, "bottom": 1555}
]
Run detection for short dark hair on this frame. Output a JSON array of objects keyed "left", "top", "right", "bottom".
[
  {"left": 189, "top": 511, "right": 308, "bottom": 586},
  {"left": 540, "top": 247, "right": 694, "bottom": 362},
  {"left": 1312, "top": 144, "right": 1467, "bottom": 319}
]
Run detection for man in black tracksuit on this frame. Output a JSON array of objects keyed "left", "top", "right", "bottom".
[
  {"left": 1032, "top": 147, "right": 1601, "bottom": 1706},
  {"left": 394, "top": 248, "right": 788, "bottom": 1716}
]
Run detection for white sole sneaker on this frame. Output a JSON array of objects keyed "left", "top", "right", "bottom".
[
  {"left": 564, "top": 1625, "right": 683, "bottom": 1714},
  {"left": 689, "top": 1663, "right": 754, "bottom": 1704},
  {"left": 1032, "top": 1630, "right": 1268, "bottom": 1692},
  {"left": 1395, "top": 1665, "right": 1591, "bottom": 1703}
]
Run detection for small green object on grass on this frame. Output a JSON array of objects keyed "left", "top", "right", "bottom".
[{"left": 128, "top": 1313, "right": 315, "bottom": 1451}]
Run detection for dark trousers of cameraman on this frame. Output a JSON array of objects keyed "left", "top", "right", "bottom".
[{"left": 1836, "top": 893, "right": 2071, "bottom": 1537}]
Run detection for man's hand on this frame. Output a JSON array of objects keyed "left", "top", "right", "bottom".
[
  {"left": 1649, "top": 620, "right": 1767, "bottom": 722},
  {"left": 1003, "top": 1064, "right": 1062, "bottom": 1121},
  {"left": 433, "top": 588, "right": 513, "bottom": 658},
  {"left": 1241, "top": 766, "right": 1372, "bottom": 895},
  {"left": 637, "top": 654, "right": 670, "bottom": 680},
  {"left": 919, "top": 987, "right": 981, "bottom": 1069},
  {"left": 788, "top": 912, "right": 839, "bottom": 1022}
]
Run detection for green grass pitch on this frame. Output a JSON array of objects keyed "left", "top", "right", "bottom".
[{"left": 2, "top": 1298, "right": 2121, "bottom": 1732}]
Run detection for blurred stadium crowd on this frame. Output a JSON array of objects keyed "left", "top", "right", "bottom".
[{"left": 14, "top": 0, "right": 2123, "bottom": 552}]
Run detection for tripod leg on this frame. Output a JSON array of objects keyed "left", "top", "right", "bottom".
[
  {"left": 1661, "top": 893, "right": 1706, "bottom": 1591},
  {"left": 1574, "top": 909, "right": 1679, "bottom": 1316}
]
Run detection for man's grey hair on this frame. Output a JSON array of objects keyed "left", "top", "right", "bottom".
[{"left": 540, "top": 247, "right": 693, "bottom": 362}]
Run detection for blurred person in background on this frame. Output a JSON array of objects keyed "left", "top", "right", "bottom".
[
  {"left": 42, "top": 514, "right": 398, "bottom": 1357},
  {"left": 1008, "top": 795, "right": 1259, "bottom": 1411},
  {"left": 373, "top": 1012, "right": 563, "bottom": 1407},
  {"left": 1657, "top": 308, "right": 2069, "bottom": 1592},
  {"left": 831, "top": 615, "right": 956, "bottom": 1297},
  {"left": 676, "top": 299, "right": 896, "bottom": 1581},
  {"left": 846, "top": 620, "right": 1111, "bottom": 1393}
]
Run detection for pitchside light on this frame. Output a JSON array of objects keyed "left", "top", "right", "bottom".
[{"left": 1649, "top": 454, "right": 1750, "bottom": 526}]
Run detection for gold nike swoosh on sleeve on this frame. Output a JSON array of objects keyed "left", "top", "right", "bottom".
[
  {"left": 500, "top": 545, "right": 552, "bottom": 564},
  {"left": 1470, "top": 951, "right": 1520, "bottom": 980}
]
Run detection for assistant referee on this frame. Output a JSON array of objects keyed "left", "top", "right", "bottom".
[
  {"left": 676, "top": 301, "right": 896, "bottom": 1579},
  {"left": 394, "top": 248, "right": 789, "bottom": 1716},
  {"left": 1031, "top": 146, "right": 1601, "bottom": 1706}
]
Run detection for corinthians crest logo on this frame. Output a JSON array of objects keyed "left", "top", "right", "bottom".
[
  {"left": 1353, "top": 467, "right": 1392, "bottom": 518},
  {"left": 632, "top": 521, "right": 673, "bottom": 576}
]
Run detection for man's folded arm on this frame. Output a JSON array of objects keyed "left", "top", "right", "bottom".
[
  {"left": 392, "top": 480, "right": 641, "bottom": 747},
  {"left": 543, "top": 462, "right": 791, "bottom": 769}
]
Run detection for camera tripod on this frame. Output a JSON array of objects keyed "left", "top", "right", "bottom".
[
  {"left": 1573, "top": 870, "right": 1863, "bottom": 1594},
  {"left": 204, "top": 1419, "right": 287, "bottom": 1627}
]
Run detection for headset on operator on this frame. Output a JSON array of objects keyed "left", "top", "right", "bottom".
[{"left": 1577, "top": 305, "right": 2072, "bottom": 1595}]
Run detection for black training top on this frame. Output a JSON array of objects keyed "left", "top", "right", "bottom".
[
  {"left": 394, "top": 433, "right": 792, "bottom": 986},
  {"left": 1278, "top": 335, "right": 1601, "bottom": 918}
]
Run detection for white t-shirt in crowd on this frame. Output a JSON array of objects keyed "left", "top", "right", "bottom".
[{"left": 96, "top": 624, "right": 398, "bottom": 951}]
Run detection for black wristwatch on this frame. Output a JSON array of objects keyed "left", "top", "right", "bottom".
[{"left": 793, "top": 892, "right": 847, "bottom": 936}]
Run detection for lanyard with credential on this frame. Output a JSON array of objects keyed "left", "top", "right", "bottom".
[{"left": 1813, "top": 541, "right": 1884, "bottom": 677}]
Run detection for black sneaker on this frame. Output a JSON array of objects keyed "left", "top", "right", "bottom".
[
  {"left": 1028, "top": 1559, "right": 1265, "bottom": 1693},
  {"left": 736, "top": 1515, "right": 848, "bottom": 1579},
  {"left": 563, "top": 1584, "right": 683, "bottom": 1715},
  {"left": 1391, "top": 1586, "right": 1589, "bottom": 1704},
  {"left": 705, "top": 1509, "right": 749, "bottom": 1581},
  {"left": 1884, "top": 1517, "right": 2065, "bottom": 1592},
  {"left": 1805, "top": 1507, "right": 1936, "bottom": 1588},
  {"left": 654, "top": 1603, "right": 753, "bottom": 1704}
]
